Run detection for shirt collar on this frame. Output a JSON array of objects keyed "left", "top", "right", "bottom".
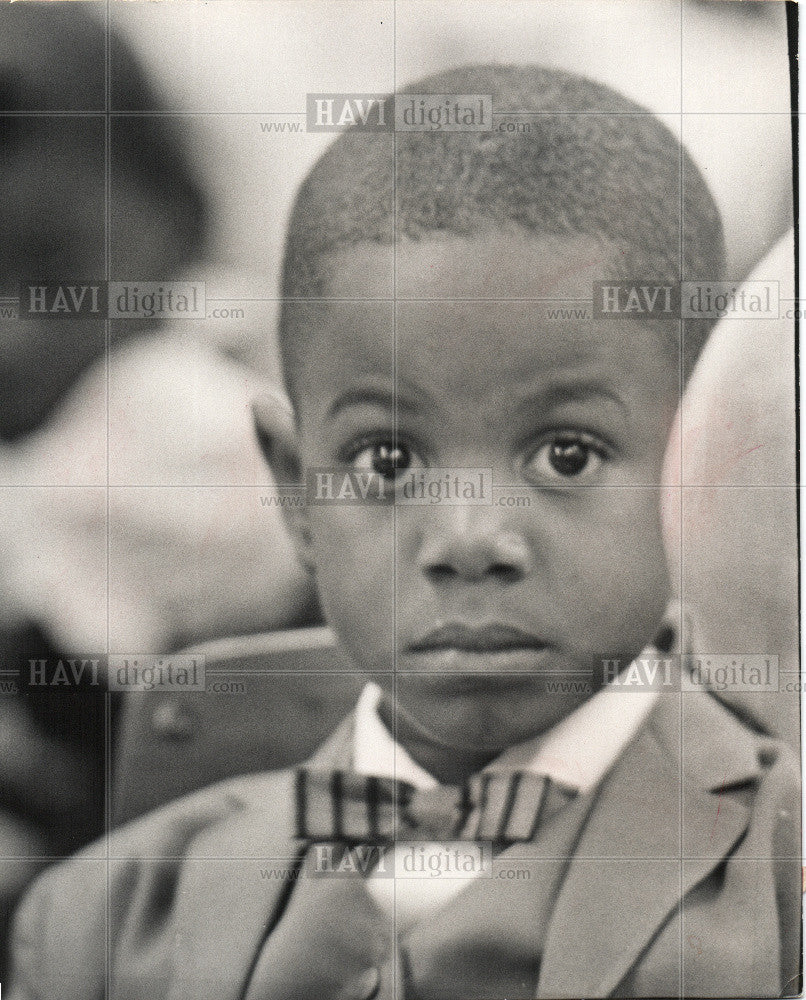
[
  {"left": 352, "top": 648, "right": 664, "bottom": 794},
  {"left": 353, "top": 682, "right": 439, "bottom": 789}
]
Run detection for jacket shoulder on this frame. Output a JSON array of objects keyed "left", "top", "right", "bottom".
[
  {"left": 651, "top": 687, "right": 799, "bottom": 791},
  {"left": 8, "top": 769, "right": 295, "bottom": 1000}
]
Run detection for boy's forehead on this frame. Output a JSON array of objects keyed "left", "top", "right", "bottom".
[
  {"left": 293, "top": 234, "right": 679, "bottom": 414},
  {"left": 325, "top": 230, "right": 615, "bottom": 300}
]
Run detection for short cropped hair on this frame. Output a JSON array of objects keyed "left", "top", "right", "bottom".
[{"left": 280, "top": 63, "right": 725, "bottom": 384}]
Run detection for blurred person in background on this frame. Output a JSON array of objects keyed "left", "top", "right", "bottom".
[
  {"left": 662, "top": 229, "right": 798, "bottom": 749},
  {"left": 0, "top": 2, "right": 314, "bottom": 972}
]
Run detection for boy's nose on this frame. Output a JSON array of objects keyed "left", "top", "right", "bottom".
[{"left": 417, "top": 522, "right": 532, "bottom": 584}]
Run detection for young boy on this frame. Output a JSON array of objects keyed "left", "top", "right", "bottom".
[{"left": 9, "top": 64, "right": 800, "bottom": 1000}]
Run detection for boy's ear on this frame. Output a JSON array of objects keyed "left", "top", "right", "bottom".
[{"left": 252, "top": 391, "right": 315, "bottom": 573}]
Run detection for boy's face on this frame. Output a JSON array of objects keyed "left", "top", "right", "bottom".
[{"left": 283, "top": 232, "right": 679, "bottom": 753}]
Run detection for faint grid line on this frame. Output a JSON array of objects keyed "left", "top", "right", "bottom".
[
  {"left": 14, "top": 853, "right": 800, "bottom": 864},
  {"left": 0, "top": 483, "right": 798, "bottom": 490},
  {"left": 104, "top": 3, "right": 113, "bottom": 996},
  {"left": 391, "top": 3, "right": 400, "bottom": 988},
  {"left": 0, "top": 109, "right": 795, "bottom": 117},
  {"left": 678, "top": 4, "right": 686, "bottom": 995}
]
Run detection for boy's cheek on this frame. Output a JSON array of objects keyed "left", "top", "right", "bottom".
[
  {"left": 309, "top": 505, "right": 393, "bottom": 555},
  {"left": 309, "top": 509, "right": 397, "bottom": 648},
  {"left": 599, "top": 536, "right": 671, "bottom": 652},
  {"left": 321, "top": 578, "right": 397, "bottom": 670},
  {"left": 558, "top": 495, "right": 670, "bottom": 642}
]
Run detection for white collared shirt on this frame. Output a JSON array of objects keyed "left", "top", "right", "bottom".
[
  {"left": 353, "top": 658, "right": 660, "bottom": 793},
  {"left": 352, "top": 651, "right": 661, "bottom": 927}
]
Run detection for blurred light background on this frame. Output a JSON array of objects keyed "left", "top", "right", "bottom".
[{"left": 109, "top": 0, "right": 792, "bottom": 372}]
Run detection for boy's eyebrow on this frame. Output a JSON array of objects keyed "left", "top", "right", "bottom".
[
  {"left": 327, "top": 386, "right": 420, "bottom": 419},
  {"left": 519, "top": 379, "right": 630, "bottom": 416}
]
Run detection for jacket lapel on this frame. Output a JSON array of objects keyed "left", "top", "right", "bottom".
[
  {"left": 167, "top": 716, "right": 358, "bottom": 1000},
  {"left": 537, "top": 690, "right": 761, "bottom": 998},
  {"left": 401, "top": 790, "right": 596, "bottom": 1000},
  {"left": 241, "top": 843, "right": 400, "bottom": 1000}
]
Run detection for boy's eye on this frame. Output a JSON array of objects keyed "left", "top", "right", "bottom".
[
  {"left": 525, "top": 434, "right": 606, "bottom": 484},
  {"left": 349, "top": 441, "right": 420, "bottom": 480}
]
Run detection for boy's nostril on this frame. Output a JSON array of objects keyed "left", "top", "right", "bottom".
[
  {"left": 425, "top": 564, "right": 457, "bottom": 583},
  {"left": 424, "top": 561, "right": 524, "bottom": 584},
  {"left": 420, "top": 533, "right": 532, "bottom": 583},
  {"left": 490, "top": 563, "right": 523, "bottom": 584}
]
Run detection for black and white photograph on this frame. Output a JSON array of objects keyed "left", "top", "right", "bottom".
[{"left": 0, "top": 1, "right": 800, "bottom": 997}]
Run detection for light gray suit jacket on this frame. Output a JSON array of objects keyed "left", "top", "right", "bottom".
[{"left": 8, "top": 688, "right": 801, "bottom": 999}]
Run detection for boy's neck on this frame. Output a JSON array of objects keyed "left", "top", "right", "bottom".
[{"left": 376, "top": 696, "right": 499, "bottom": 785}]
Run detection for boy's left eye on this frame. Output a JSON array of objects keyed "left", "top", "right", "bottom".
[
  {"left": 524, "top": 434, "right": 606, "bottom": 484},
  {"left": 349, "top": 440, "right": 423, "bottom": 480}
]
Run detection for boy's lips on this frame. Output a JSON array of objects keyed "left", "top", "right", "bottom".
[{"left": 407, "top": 622, "right": 548, "bottom": 655}]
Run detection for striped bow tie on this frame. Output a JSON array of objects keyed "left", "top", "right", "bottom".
[{"left": 294, "top": 768, "right": 576, "bottom": 844}]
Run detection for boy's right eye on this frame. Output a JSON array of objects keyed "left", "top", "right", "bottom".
[{"left": 348, "top": 440, "right": 421, "bottom": 480}]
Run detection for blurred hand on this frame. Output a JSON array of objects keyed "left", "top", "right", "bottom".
[{"left": 0, "top": 334, "right": 316, "bottom": 654}]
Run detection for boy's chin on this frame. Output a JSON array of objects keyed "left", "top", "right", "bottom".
[{"left": 384, "top": 680, "right": 594, "bottom": 754}]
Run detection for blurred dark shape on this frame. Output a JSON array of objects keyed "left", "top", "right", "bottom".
[
  {"left": 0, "top": 1, "right": 208, "bottom": 440},
  {"left": 0, "top": 625, "right": 109, "bottom": 850},
  {"left": 0, "top": 2, "right": 209, "bottom": 973}
]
